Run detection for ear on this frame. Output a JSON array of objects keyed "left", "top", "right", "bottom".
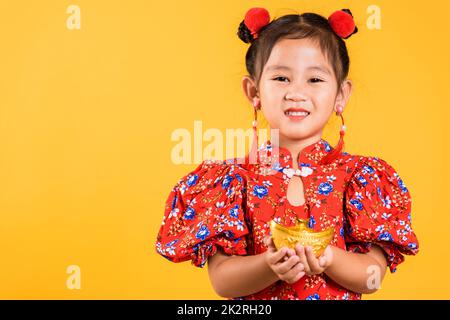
[
  {"left": 334, "top": 79, "right": 353, "bottom": 112},
  {"left": 242, "top": 75, "right": 260, "bottom": 108}
]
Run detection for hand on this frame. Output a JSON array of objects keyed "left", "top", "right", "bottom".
[
  {"left": 294, "top": 244, "right": 334, "bottom": 276},
  {"left": 263, "top": 236, "right": 306, "bottom": 284}
]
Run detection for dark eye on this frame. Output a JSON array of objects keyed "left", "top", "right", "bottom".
[
  {"left": 310, "top": 78, "right": 323, "bottom": 83},
  {"left": 273, "top": 76, "right": 289, "bottom": 82}
]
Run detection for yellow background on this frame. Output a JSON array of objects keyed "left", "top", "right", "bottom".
[{"left": 0, "top": 0, "right": 448, "bottom": 299}]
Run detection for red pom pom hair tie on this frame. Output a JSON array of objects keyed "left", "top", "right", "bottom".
[
  {"left": 328, "top": 9, "right": 358, "bottom": 39},
  {"left": 244, "top": 8, "right": 271, "bottom": 40}
]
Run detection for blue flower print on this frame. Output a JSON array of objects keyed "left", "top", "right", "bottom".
[
  {"left": 356, "top": 174, "right": 368, "bottom": 186},
  {"left": 196, "top": 225, "right": 210, "bottom": 241},
  {"left": 382, "top": 197, "right": 391, "bottom": 208},
  {"left": 233, "top": 237, "right": 242, "bottom": 245},
  {"left": 362, "top": 165, "right": 375, "bottom": 175},
  {"left": 381, "top": 213, "right": 392, "bottom": 220},
  {"left": 222, "top": 174, "right": 234, "bottom": 189},
  {"left": 306, "top": 293, "right": 320, "bottom": 300},
  {"left": 378, "top": 231, "right": 393, "bottom": 242},
  {"left": 186, "top": 174, "right": 198, "bottom": 187},
  {"left": 235, "top": 173, "right": 243, "bottom": 183},
  {"left": 408, "top": 242, "right": 417, "bottom": 250},
  {"left": 229, "top": 204, "right": 240, "bottom": 219},
  {"left": 398, "top": 177, "right": 408, "bottom": 193},
  {"left": 299, "top": 163, "right": 312, "bottom": 167},
  {"left": 376, "top": 187, "right": 392, "bottom": 208},
  {"left": 340, "top": 227, "right": 345, "bottom": 238},
  {"left": 272, "top": 162, "right": 282, "bottom": 171},
  {"left": 171, "top": 194, "right": 178, "bottom": 209},
  {"left": 165, "top": 239, "right": 178, "bottom": 247},
  {"left": 323, "top": 140, "right": 331, "bottom": 152},
  {"left": 253, "top": 185, "right": 268, "bottom": 199},
  {"left": 224, "top": 230, "right": 235, "bottom": 239},
  {"left": 192, "top": 243, "right": 200, "bottom": 252},
  {"left": 377, "top": 187, "right": 392, "bottom": 208},
  {"left": 263, "top": 180, "right": 272, "bottom": 187},
  {"left": 349, "top": 198, "right": 363, "bottom": 210},
  {"left": 183, "top": 206, "right": 196, "bottom": 220},
  {"left": 318, "top": 182, "right": 333, "bottom": 195},
  {"left": 377, "top": 186, "right": 382, "bottom": 199},
  {"left": 308, "top": 216, "right": 316, "bottom": 229}
]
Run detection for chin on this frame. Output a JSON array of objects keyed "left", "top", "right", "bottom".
[{"left": 279, "top": 130, "right": 311, "bottom": 140}]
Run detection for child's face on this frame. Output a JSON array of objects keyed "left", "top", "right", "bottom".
[{"left": 258, "top": 38, "right": 340, "bottom": 142}]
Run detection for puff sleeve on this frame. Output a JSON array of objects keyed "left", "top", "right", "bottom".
[
  {"left": 155, "top": 160, "right": 250, "bottom": 268},
  {"left": 344, "top": 156, "right": 419, "bottom": 273}
]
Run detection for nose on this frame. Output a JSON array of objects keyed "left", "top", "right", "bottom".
[{"left": 284, "top": 84, "right": 308, "bottom": 101}]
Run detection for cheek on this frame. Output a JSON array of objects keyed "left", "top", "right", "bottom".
[
  {"left": 309, "top": 105, "right": 334, "bottom": 127},
  {"left": 259, "top": 90, "right": 284, "bottom": 124},
  {"left": 260, "top": 81, "right": 285, "bottom": 99},
  {"left": 313, "top": 92, "right": 336, "bottom": 114},
  {"left": 261, "top": 108, "right": 282, "bottom": 127},
  {"left": 314, "top": 88, "right": 334, "bottom": 102}
]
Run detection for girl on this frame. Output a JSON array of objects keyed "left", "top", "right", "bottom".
[{"left": 155, "top": 8, "right": 419, "bottom": 300}]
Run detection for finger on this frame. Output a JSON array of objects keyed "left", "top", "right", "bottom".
[
  {"left": 287, "top": 248, "right": 296, "bottom": 257},
  {"left": 305, "top": 246, "right": 323, "bottom": 274},
  {"left": 274, "top": 255, "right": 300, "bottom": 274},
  {"left": 318, "top": 246, "right": 332, "bottom": 267},
  {"left": 319, "top": 256, "right": 327, "bottom": 268},
  {"left": 265, "top": 237, "right": 276, "bottom": 252},
  {"left": 286, "top": 270, "right": 306, "bottom": 284},
  {"left": 282, "top": 262, "right": 305, "bottom": 283},
  {"left": 264, "top": 236, "right": 270, "bottom": 247},
  {"left": 284, "top": 263, "right": 306, "bottom": 283},
  {"left": 276, "top": 256, "right": 299, "bottom": 276},
  {"left": 295, "top": 244, "right": 311, "bottom": 275},
  {"left": 268, "top": 247, "right": 288, "bottom": 264},
  {"left": 283, "top": 248, "right": 296, "bottom": 261},
  {"left": 267, "top": 238, "right": 282, "bottom": 259},
  {"left": 283, "top": 261, "right": 305, "bottom": 279}
]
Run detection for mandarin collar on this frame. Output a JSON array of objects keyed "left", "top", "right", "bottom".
[{"left": 257, "top": 138, "right": 333, "bottom": 170}]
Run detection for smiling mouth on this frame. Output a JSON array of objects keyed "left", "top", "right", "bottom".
[{"left": 284, "top": 110, "right": 310, "bottom": 119}]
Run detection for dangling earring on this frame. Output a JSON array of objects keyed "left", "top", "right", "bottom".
[
  {"left": 319, "top": 104, "right": 346, "bottom": 165},
  {"left": 248, "top": 99, "right": 260, "bottom": 164},
  {"left": 336, "top": 105, "right": 346, "bottom": 135}
]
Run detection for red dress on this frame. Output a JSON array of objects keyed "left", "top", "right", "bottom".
[{"left": 155, "top": 138, "right": 419, "bottom": 300}]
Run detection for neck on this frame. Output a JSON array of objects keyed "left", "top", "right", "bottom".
[{"left": 275, "top": 134, "right": 322, "bottom": 169}]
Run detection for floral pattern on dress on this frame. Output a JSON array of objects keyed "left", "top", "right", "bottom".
[{"left": 155, "top": 138, "right": 419, "bottom": 300}]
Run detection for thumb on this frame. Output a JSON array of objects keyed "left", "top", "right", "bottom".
[
  {"left": 265, "top": 236, "right": 276, "bottom": 251},
  {"left": 319, "top": 256, "right": 326, "bottom": 267},
  {"left": 264, "top": 235, "right": 271, "bottom": 246}
]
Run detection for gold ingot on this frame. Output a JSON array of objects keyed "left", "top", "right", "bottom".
[{"left": 269, "top": 219, "right": 334, "bottom": 258}]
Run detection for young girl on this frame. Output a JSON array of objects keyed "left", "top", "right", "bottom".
[{"left": 155, "top": 8, "right": 419, "bottom": 300}]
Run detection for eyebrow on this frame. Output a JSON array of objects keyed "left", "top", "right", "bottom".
[{"left": 266, "top": 65, "right": 332, "bottom": 75}]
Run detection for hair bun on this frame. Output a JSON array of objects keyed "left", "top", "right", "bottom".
[
  {"left": 237, "top": 7, "right": 271, "bottom": 44},
  {"left": 341, "top": 9, "right": 354, "bottom": 17},
  {"left": 328, "top": 9, "right": 358, "bottom": 39},
  {"left": 237, "top": 20, "right": 254, "bottom": 43}
]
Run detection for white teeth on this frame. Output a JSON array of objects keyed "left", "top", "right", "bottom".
[{"left": 285, "top": 111, "right": 310, "bottom": 116}]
